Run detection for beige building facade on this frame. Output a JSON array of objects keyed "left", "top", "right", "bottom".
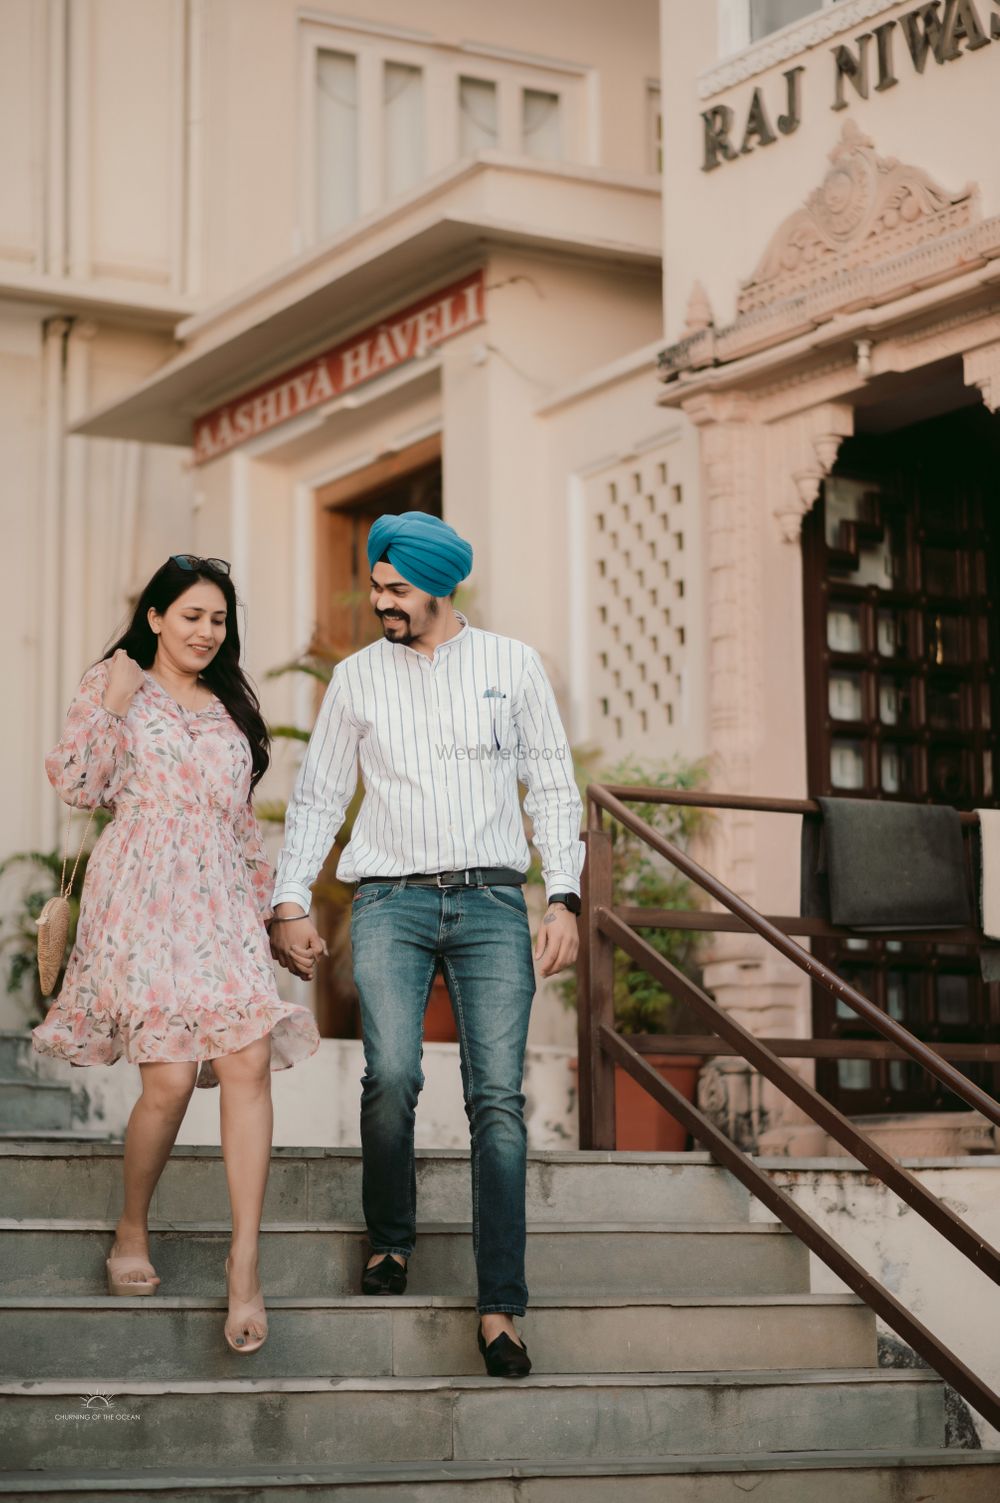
[
  {"left": 4, "top": 0, "right": 996, "bottom": 1154},
  {"left": 657, "top": 0, "right": 1000, "bottom": 1147},
  {"left": 2, "top": 0, "right": 682, "bottom": 1044}
]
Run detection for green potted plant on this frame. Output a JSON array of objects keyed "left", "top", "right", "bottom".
[{"left": 560, "top": 755, "right": 709, "bottom": 1150}]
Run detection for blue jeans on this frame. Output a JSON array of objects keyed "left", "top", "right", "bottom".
[{"left": 349, "top": 879, "right": 535, "bottom": 1315}]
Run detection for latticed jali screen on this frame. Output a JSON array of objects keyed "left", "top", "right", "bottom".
[{"left": 588, "top": 443, "right": 693, "bottom": 753}]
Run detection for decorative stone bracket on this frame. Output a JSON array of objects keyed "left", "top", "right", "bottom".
[
  {"left": 769, "top": 401, "right": 855, "bottom": 542},
  {"left": 964, "top": 341, "right": 1000, "bottom": 412}
]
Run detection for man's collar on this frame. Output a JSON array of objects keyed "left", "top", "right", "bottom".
[
  {"left": 435, "top": 610, "right": 470, "bottom": 651},
  {"left": 388, "top": 609, "right": 470, "bottom": 659}
]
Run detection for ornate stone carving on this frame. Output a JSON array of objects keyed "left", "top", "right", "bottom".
[
  {"left": 682, "top": 392, "right": 762, "bottom": 905},
  {"left": 658, "top": 126, "right": 999, "bottom": 383},
  {"left": 738, "top": 122, "right": 978, "bottom": 316},
  {"left": 697, "top": 1059, "right": 768, "bottom": 1152},
  {"left": 964, "top": 340, "right": 1000, "bottom": 412},
  {"left": 683, "top": 280, "right": 715, "bottom": 336},
  {"left": 698, "top": 0, "right": 902, "bottom": 100},
  {"left": 768, "top": 401, "right": 855, "bottom": 542}
]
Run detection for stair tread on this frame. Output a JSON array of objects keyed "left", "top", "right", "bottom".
[
  {"left": 0, "top": 1292, "right": 864, "bottom": 1309},
  {"left": 2, "top": 1451, "right": 997, "bottom": 1489},
  {"left": 0, "top": 1143, "right": 722, "bottom": 1161},
  {"left": 0, "top": 1368, "right": 942, "bottom": 1394},
  {"left": 0, "top": 1078, "right": 71, "bottom": 1091},
  {"left": 0, "top": 1130, "right": 114, "bottom": 1140},
  {"left": 0, "top": 1217, "right": 790, "bottom": 1234}
]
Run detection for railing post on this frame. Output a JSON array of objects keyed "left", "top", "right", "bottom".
[{"left": 577, "top": 826, "right": 616, "bottom": 1149}]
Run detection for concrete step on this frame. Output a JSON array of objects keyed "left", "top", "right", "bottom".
[
  {"left": 0, "top": 1370, "right": 945, "bottom": 1470},
  {"left": 0, "top": 1218, "right": 809, "bottom": 1298},
  {"left": 0, "top": 1127, "right": 115, "bottom": 1141},
  {"left": 0, "top": 1293, "right": 875, "bottom": 1380},
  {"left": 0, "top": 1079, "right": 72, "bottom": 1132},
  {"left": 0, "top": 1145, "right": 754, "bottom": 1224},
  {"left": 0, "top": 1031, "right": 37, "bottom": 1078},
  {"left": 3, "top": 1453, "right": 999, "bottom": 1503}
]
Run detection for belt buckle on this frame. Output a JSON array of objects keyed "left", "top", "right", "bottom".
[{"left": 436, "top": 870, "right": 472, "bottom": 887}]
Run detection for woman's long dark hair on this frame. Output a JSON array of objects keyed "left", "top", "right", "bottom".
[{"left": 102, "top": 559, "right": 270, "bottom": 793}]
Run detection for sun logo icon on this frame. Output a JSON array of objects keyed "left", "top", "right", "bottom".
[{"left": 81, "top": 1391, "right": 118, "bottom": 1409}]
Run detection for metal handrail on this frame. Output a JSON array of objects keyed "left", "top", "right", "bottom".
[
  {"left": 591, "top": 785, "right": 999, "bottom": 1125},
  {"left": 578, "top": 783, "right": 1000, "bottom": 1428},
  {"left": 602, "top": 1026, "right": 1000, "bottom": 1427}
]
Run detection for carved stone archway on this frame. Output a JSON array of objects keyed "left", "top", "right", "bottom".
[{"left": 657, "top": 125, "right": 1000, "bottom": 1150}]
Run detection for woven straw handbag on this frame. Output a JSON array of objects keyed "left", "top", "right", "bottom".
[{"left": 36, "top": 806, "right": 97, "bottom": 997}]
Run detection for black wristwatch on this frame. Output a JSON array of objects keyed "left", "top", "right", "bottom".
[{"left": 547, "top": 892, "right": 582, "bottom": 915}]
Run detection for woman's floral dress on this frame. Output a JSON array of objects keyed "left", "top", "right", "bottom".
[{"left": 32, "top": 660, "right": 320, "bottom": 1087}]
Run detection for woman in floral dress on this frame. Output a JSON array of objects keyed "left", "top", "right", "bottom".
[{"left": 33, "top": 555, "right": 321, "bottom": 1353}]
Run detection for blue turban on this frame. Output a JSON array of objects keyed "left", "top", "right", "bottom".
[{"left": 366, "top": 510, "right": 473, "bottom": 597}]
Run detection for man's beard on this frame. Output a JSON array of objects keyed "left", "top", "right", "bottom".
[{"left": 376, "top": 596, "right": 437, "bottom": 644}]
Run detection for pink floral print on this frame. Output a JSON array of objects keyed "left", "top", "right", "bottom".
[{"left": 32, "top": 660, "right": 320, "bottom": 1086}]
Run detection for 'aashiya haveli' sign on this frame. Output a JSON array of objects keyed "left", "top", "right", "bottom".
[
  {"left": 702, "top": 0, "right": 999, "bottom": 171},
  {"left": 193, "top": 270, "right": 485, "bottom": 463}
]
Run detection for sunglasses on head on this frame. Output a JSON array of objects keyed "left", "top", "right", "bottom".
[{"left": 170, "top": 554, "right": 231, "bottom": 576}]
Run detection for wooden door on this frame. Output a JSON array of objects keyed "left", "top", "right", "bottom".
[
  {"left": 308, "top": 439, "right": 442, "bottom": 1036},
  {"left": 802, "top": 406, "right": 1000, "bottom": 1114},
  {"left": 314, "top": 436, "right": 442, "bottom": 660}
]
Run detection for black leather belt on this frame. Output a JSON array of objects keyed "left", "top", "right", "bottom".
[{"left": 356, "top": 866, "right": 526, "bottom": 889}]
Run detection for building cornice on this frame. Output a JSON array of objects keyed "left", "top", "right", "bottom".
[
  {"left": 699, "top": 0, "right": 906, "bottom": 99},
  {"left": 0, "top": 268, "right": 195, "bottom": 328},
  {"left": 535, "top": 339, "right": 663, "bottom": 415},
  {"left": 72, "top": 191, "right": 661, "bottom": 447},
  {"left": 657, "top": 263, "right": 1000, "bottom": 412},
  {"left": 177, "top": 153, "right": 660, "bottom": 346}
]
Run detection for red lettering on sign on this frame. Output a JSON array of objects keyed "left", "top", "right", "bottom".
[{"left": 193, "top": 270, "right": 485, "bottom": 464}]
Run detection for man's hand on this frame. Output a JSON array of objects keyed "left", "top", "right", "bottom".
[
  {"left": 533, "top": 903, "right": 579, "bottom": 977},
  {"left": 269, "top": 903, "right": 328, "bottom": 981}
]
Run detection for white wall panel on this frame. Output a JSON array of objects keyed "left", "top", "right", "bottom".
[
  {"left": 84, "top": 0, "right": 179, "bottom": 284},
  {"left": 0, "top": 0, "right": 44, "bottom": 269}
]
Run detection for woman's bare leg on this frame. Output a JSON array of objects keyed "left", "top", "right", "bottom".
[
  {"left": 212, "top": 1035, "right": 273, "bottom": 1341},
  {"left": 112, "top": 1060, "right": 197, "bottom": 1283}
]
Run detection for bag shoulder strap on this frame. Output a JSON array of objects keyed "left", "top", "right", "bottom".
[{"left": 60, "top": 805, "right": 98, "bottom": 900}]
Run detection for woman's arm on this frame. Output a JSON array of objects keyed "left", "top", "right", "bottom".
[
  {"left": 44, "top": 659, "right": 135, "bottom": 810},
  {"left": 233, "top": 798, "right": 276, "bottom": 925}
]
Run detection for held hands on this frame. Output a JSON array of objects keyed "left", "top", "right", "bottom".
[
  {"left": 269, "top": 904, "right": 328, "bottom": 981},
  {"left": 533, "top": 904, "right": 579, "bottom": 978},
  {"left": 103, "top": 649, "right": 145, "bottom": 718}
]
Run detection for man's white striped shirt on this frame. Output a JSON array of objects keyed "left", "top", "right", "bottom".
[{"left": 272, "top": 614, "right": 584, "bottom": 910}]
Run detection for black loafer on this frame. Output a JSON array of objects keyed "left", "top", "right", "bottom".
[
  {"left": 361, "top": 1254, "right": 407, "bottom": 1296},
  {"left": 477, "top": 1325, "right": 532, "bottom": 1379}
]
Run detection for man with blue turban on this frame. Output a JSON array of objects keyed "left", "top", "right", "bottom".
[{"left": 270, "top": 508, "right": 585, "bottom": 1378}]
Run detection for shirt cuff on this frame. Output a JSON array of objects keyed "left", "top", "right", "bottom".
[
  {"left": 271, "top": 881, "right": 314, "bottom": 913},
  {"left": 544, "top": 874, "right": 581, "bottom": 901}
]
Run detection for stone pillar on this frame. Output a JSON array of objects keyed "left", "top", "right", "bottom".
[
  {"left": 964, "top": 341, "right": 1000, "bottom": 412},
  {"left": 682, "top": 391, "right": 853, "bottom": 1148},
  {"left": 767, "top": 401, "right": 855, "bottom": 544}
]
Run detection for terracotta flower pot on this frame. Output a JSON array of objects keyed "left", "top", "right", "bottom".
[
  {"left": 614, "top": 1054, "right": 701, "bottom": 1151},
  {"left": 422, "top": 973, "right": 458, "bottom": 1042}
]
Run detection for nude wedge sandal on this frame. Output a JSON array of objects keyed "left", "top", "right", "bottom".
[
  {"left": 106, "top": 1251, "right": 160, "bottom": 1296},
  {"left": 223, "top": 1255, "right": 268, "bottom": 1354}
]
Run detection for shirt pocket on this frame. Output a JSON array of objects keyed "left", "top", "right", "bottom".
[{"left": 478, "top": 695, "right": 512, "bottom": 759}]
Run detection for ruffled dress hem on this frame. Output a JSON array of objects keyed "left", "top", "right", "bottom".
[{"left": 31, "top": 993, "right": 320, "bottom": 1088}]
